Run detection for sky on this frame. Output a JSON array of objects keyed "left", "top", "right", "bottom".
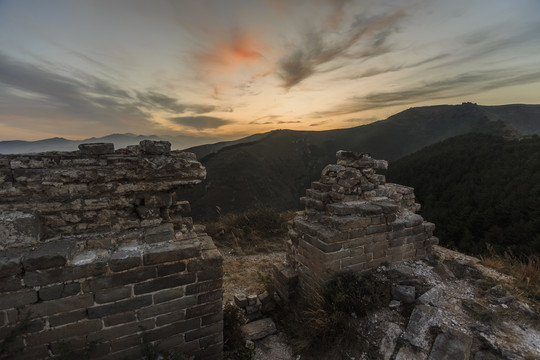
[{"left": 0, "top": 0, "right": 539, "bottom": 142}]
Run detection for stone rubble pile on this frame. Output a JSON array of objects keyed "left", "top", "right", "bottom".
[{"left": 275, "top": 150, "right": 438, "bottom": 298}]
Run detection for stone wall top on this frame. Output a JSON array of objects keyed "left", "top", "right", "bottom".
[{"left": 0, "top": 141, "right": 206, "bottom": 250}]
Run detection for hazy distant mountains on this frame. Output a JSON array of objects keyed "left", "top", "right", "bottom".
[
  {"left": 0, "top": 133, "right": 220, "bottom": 154},
  {"left": 2, "top": 103, "right": 539, "bottom": 220},
  {"left": 180, "top": 103, "right": 540, "bottom": 219}
]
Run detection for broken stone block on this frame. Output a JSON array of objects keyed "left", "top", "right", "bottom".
[
  {"left": 379, "top": 322, "right": 402, "bottom": 360},
  {"left": 402, "top": 305, "right": 439, "bottom": 351},
  {"left": 234, "top": 294, "right": 248, "bottom": 308},
  {"left": 0, "top": 210, "right": 42, "bottom": 249},
  {"left": 428, "top": 329, "right": 472, "bottom": 360},
  {"left": 392, "top": 284, "right": 416, "bottom": 304},
  {"left": 395, "top": 344, "right": 426, "bottom": 360},
  {"left": 139, "top": 140, "right": 171, "bottom": 155},
  {"left": 78, "top": 143, "right": 114, "bottom": 155},
  {"left": 241, "top": 318, "right": 277, "bottom": 341},
  {"left": 418, "top": 286, "right": 441, "bottom": 307}
]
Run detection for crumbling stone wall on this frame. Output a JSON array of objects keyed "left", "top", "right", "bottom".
[
  {"left": 0, "top": 141, "right": 223, "bottom": 359},
  {"left": 275, "top": 151, "right": 438, "bottom": 300}
]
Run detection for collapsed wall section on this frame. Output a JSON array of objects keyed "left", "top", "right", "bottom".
[
  {"left": 0, "top": 141, "right": 223, "bottom": 359},
  {"left": 276, "top": 151, "right": 438, "bottom": 300}
]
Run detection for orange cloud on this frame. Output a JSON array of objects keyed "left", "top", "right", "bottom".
[{"left": 197, "top": 31, "right": 267, "bottom": 75}]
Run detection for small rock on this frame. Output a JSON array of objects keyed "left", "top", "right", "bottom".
[
  {"left": 428, "top": 329, "right": 472, "bottom": 360},
  {"left": 379, "top": 322, "right": 402, "bottom": 360},
  {"left": 389, "top": 300, "right": 401, "bottom": 308},
  {"left": 392, "top": 285, "right": 415, "bottom": 304},
  {"left": 395, "top": 344, "right": 425, "bottom": 360},
  {"left": 241, "top": 318, "right": 277, "bottom": 341},
  {"left": 418, "top": 286, "right": 441, "bottom": 307}
]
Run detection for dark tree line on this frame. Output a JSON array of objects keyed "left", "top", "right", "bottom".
[{"left": 386, "top": 133, "right": 540, "bottom": 257}]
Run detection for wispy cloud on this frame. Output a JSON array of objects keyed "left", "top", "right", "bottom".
[
  {"left": 136, "top": 91, "right": 215, "bottom": 114},
  {"left": 169, "top": 116, "right": 231, "bottom": 130},
  {"left": 196, "top": 30, "right": 267, "bottom": 75},
  {"left": 277, "top": 10, "right": 406, "bottom": 89},
  {"left": 317, "top": 67, "right": 540, "bottom": 117}
]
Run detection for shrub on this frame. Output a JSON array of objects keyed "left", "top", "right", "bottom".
[{"left": 223, "top": 304, "right": 254, "bottom": 360}]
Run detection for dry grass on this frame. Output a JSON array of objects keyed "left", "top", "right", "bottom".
[
  {"left": 481, "top": 244, "right": 540, "bottom": 300},
  {"left": 222, "top": 255, "right": 281, "bottom": 301},
  {"left": 204, "top": 208, "right": 295, "bottom": 255}
]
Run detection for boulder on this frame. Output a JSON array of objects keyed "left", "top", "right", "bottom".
[{"left": 392, "top": 284, "right": 416, "bottom": 304}]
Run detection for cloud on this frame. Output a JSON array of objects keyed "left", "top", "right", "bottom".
[
  {"left": 277, "top": 10, "right": 406, "bottom": 88},
  {"left": 136, "top": 91, "right": 215, "bottom": 114},
  {"left": 196, "top": 30, "right": 267, "bottom": 75},
  {"left": 278, "top": 120, "right": 301, "bottom": 124},
  {"left": 316, "top": 67, "right": 540, "bottom": 117},
  {"left": 169, "top": 116, "right": 231, "bottom": 129},
  {"left": 0, "top": 52, "right": 147, "bottom": 127}
]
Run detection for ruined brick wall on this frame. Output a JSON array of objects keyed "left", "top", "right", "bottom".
[
  {"left": 276, "top": 151, "right": 438, "bottom": 300},
  {"left": 0, "top": 141, "right": 223, "bottom": 359}
]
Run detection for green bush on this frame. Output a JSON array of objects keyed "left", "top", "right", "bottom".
[{"left": 223, "top": 304, "right": 254, "bottom": 360}]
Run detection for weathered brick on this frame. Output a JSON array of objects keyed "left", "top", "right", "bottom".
[
  {"left": 88, "top": 318, "right": 154, "bottom": 342},
  {"left": 38, "top": 282, "right": 80, "bottom": 301},
  {"left": 154, "top": 287, "right": 185, "bottom": 304},
  {"left": 0, "top": 290, "right": 37, "bottom": 310},
  {"left": 156, "top": 309, "right": 186, "bottom": 326},
  {"left": 0, "top": 258, "right": 22, "bottom": 278},
  {"left": 22, "top": 240, "right": 74, "bottom": 271},
  {"left": 48, "top": 309, "right": 87, "bottom": 327},
  {"left": 104, "top": 311, "right": 137, "bottom": 327},
  {"left": 108, "top": 252, "right": 141, "bottom": 272},
  {"left": 88, "top": 295, "right": 152, "bottom": 319},
  {"left": 88, "top": 267, "right": 155, "bottom": 291},
  {"left": 185, "top": 322, "right": 222, "bottom": 342},
  {"left": 186, "top": 279, "right": 222, "bottom": 296},
  {"left": 24, "top": 262, "right": 108, "bottom": 287},
  {"left": 198, "top": 290, "right": 222, "bottom": 305},
  {"left": 0, "top": 276, "right": 23, "bottom": 292},
  {"left": 95, "top": 286, "right": 132, "bottom": 304},
  {"left": 157, "top": 261, "right": 186, "bottom": 277},
  {"left": 185, "top": 300, "right": 221, "bottom": 320},
  {"left": 26, "top": 319, "right": 102, "bottom": 346},
  {"left": 199, "top": 332, "right": 223, "bottom": 349},
  {"left": 143, "top": 242, "right": 201, "bottom": 265},
  {"left": 145, "top": 318, "right": 199, "bottom": 343},
  {"left": 134, "top": 273, "right": 195, "bottom": 295},
  {"left": 138, "top": 295, "right": 196, "bottom": 319},
  {"left": 202, "top": 310, "right": 223, "bottom": 326},
  {"left": 23, "top": 293, "right": 93, "bottom": 318},
  {"left": 110, "top": 334, "right": 141, "bottom": 352}
]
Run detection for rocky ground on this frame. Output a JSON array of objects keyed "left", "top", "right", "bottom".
[{"left": 221, "top": 245, "right": 540, "bottom": 360}]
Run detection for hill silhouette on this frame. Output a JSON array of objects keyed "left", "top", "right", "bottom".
[{"left": 181, "top": 103, "right": 539, "bottom": 220}]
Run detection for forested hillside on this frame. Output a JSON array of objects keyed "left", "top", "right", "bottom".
[
  {"left": 386, "top": 133, "right": 540, "bottom": 256},
  {"left": 183, "top": 103, "right": 517, "bottom": 219}
]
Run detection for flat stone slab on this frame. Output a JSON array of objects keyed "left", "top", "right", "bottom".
[
  {"left": 428, "top": 329, "right": 472, "bottom": 360},
  {"left": 326, "top": 201, "right": 383, "bottom": 216},
  {"left": 403, "top": 305, "right": 439, "bottom": 351},
  {"left": 242, "top": 318, "right": 277, "bottom": 341}
]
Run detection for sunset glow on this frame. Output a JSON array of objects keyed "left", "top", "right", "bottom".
[{"left": 0, "top": 0, "right": 539, "bottom": 143}]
